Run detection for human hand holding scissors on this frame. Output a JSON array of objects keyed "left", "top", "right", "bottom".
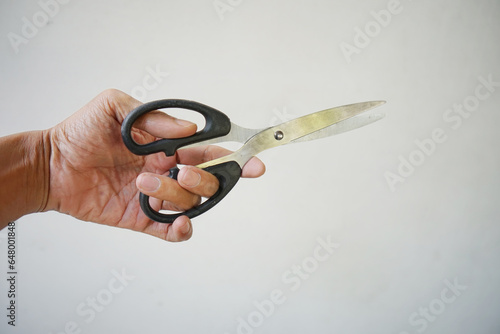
[{"left": 0, "top": 89, "right": 383, "bottom": 241}]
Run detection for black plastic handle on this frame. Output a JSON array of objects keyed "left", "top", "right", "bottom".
[
  {"left": 121, "top": 99, "right": 231, "bottom": 156},
  {"left": 139, "top": 161, "right": 242, "bottom": 223}
]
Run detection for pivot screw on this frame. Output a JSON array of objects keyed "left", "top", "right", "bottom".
[{"left": 274, "top": 130, "right": 284, "bottom": 140}]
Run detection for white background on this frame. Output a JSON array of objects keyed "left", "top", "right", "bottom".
[{"left": 1, "top": 0, "right": 499, "bottom": 333}]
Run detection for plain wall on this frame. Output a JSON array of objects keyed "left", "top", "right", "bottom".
[{"left": 1, "top": 1, "right": 499, "bottom": 333}]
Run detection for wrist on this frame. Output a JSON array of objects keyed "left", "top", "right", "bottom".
[
  {"left": 0, "top": 130, "right": 51, "bottom": 224},
  {"left": 33, "top": 130, "right": 52, "bottom": 213}
]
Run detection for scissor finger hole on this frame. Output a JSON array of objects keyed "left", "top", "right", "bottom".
[
  {"left": 165, "top": 108, "right": 207, "bottom": 132},
  {"left": 146, "top": 196, "right": 181, "bottom": 214},
  {"left": 146, "top": 196, "right": 205, "bottom": 215},
  {"left": 130, "top": 108, "right": 206, "bottom": 143}
]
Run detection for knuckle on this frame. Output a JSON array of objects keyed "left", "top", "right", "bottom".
[{"left": 99, "top": 88, "right": 127, "bottom": 102}]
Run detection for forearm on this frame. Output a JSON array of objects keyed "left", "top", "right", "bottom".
[{"left": 0, "top": 131, "right": 51, "bottom": 228}]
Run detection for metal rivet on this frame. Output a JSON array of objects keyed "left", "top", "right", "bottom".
[{"left": 274, "top": 130, "right": 284, "bottom": 140}]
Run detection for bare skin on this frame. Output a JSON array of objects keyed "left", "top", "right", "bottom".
[{"left": 0, "top": 89, "right": 265, "bottom": 241}]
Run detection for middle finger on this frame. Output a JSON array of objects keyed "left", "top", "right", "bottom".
[{"left": 136, "top": 173, "right": 200, "bottom": 211}]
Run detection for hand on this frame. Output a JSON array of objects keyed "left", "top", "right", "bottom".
[{"left": 44, "top": 89, "right": 265, "bottom": 241}]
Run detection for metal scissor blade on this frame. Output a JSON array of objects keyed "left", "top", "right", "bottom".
[
  {"left": 290, "top": 112, "right": 385, "bottom": 144},
  {"left": 281, "top": 101, "right": 386, "bottom": 143},
  {"left": 197, "top": 101, "right": 385, "bottom": 169},
  {"left": 183, "top": 123, "right": 263, "bottom": 148}
]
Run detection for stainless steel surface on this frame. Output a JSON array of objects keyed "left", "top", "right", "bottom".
[
  {"left": 290, "top": 112, "right": 385, "bottom": 144},
  {"left": 184, "top": 122, "right": 263, "bottom": 147},
  {"left": 196, "top": 101, "right": 385, "bottom": 169}
]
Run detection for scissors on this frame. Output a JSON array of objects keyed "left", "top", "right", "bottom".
[{"left": 121, "top": 99, "right": 385, "bottom": 223}]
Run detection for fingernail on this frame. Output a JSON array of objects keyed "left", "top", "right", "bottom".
[
  {"left": 181, "top": 168, "right": 201, "bottom": 187},
  {"left": 138, "top": 174, "right": 161, "bottom": 192},
  {"left": 174, "top": 118, "right": 195, "bottom": 127}
]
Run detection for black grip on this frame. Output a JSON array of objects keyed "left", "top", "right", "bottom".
[
  {"left": 139, "top": 161, "right": 242, "bottom": 223},
  {"left": 121, "top": 99, "right": 231, "bottom": 156}
]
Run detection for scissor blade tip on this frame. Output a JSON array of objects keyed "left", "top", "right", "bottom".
[{"left": 362, "top": 100, "right": 386, "bottom": 111}]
